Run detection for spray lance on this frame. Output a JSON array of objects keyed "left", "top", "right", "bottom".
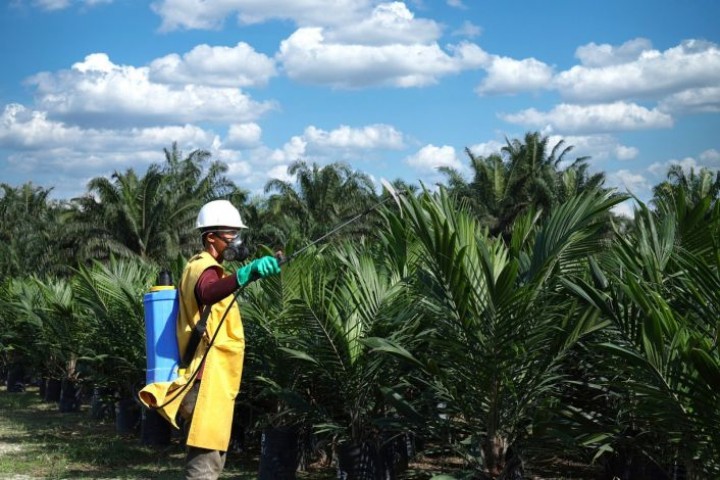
[
  {"left": 195, "top": 177, "right": 404, "bottom": 268},
  {"left": 142, "top": 180, "right": 406, "bottom": 410}
]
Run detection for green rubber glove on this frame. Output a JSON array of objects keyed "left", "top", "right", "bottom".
[{"left": 236, "top": 256, "right": 281, "bottom": 287}]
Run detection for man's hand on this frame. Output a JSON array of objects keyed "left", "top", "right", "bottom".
[{"left": 236, "top": 256, "right": 281, "bottom": 287}]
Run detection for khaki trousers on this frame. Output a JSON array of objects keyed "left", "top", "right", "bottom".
[
  {"left": 179, "top": 382, "right": 227, "bottom": 480},
  {"left": 184, "top": 447, "right": 226, "bottom": 480}
]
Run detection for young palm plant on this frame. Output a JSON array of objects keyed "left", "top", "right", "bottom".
[
  {"left": 239, "top": 251, "right": 320, "bottom": 477},
  {"left": 263, "top": 242, "right": 417, "bottom": 477},
  {"left": 562, "top": 195, "right": 720, "bottom": 478},
  {"left": 0, "top": 278, "right": 48, "bottom": 390},
  {"left": 370, "top": 187, "right": 623, "bottom": 478},
  {"left": 73, "top": 256, "right": 157, "bottom": 400},
  {"left": 2, "top": 275, "right": 94, "bottom": 409}
]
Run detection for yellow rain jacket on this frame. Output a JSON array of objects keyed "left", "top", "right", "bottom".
[{"left": 138, "top": 252, "right": 245, "bottom": 452}]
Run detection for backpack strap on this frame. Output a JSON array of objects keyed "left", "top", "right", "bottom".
[{"left": 179, "top": 304, "right": 212, "bottom": 370}]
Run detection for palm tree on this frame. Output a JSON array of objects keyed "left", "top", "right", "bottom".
[
  {"left": 439, "top": 132, "right": 606, "bottom": 237},
  {"left": 71, "top": 167, "right": 169, "bottom": 262},
  {"left": 73, "top": 256, "right": 157, "bottom": 399},
  {"left": 161, "top": 142, "right": 248, "bottom": 259},
  {"left": 239, "top": 247, "right": 317, "bottom": 426},
  {"left": 68, "top": 143, "right": 246, "bottom": 267},
  {"left": 369, "top": 187, "right": 624, "bottom": 478},
  {"left": 0, "top": 277, "right": 46, "bottom": 389},
  {"left": 239, "top": 196, "right": 291, "bottom": 255},
  {"left": 438, "top": 151, "right": 509, "bottom": 229},
  {"left": 264, "top": 161, "right": 377, "bottom": 251},
  {"left": 562, "top": 191, "right": 720, "bottom": 477},
  {"left": 0, "top": 182, "right": 71, "bottom": 278},
  {"left": 652, "top": 165, "right": 720, "bottom": 208},
  {"left": 1, "top": 275, "right": 94, "bottom": 409},
  {"left": 558, "top": 159, "right": 607, "bottom": 202},
  {"left": 243, "top": 241, "right": 418, "bottom": 476}
]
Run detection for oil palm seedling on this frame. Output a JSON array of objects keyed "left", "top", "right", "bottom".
[
  {"left": 562, "top": 194, "right": 720, "bottom": 478},
  {"left": 261, "top": 242, "right": 418, "bottom": 479},
  {"left": 240, "top": 251, "right": 321, "bottom": 478},
  {"left": 368, "top": 187, "right": 624, "bottom": 479},
  {"left": 72, "top": 256, "right": 158, "bottom": 435},
  {"left": 0, "top": 278, "right": 47, "bottom": 392},
  {"left": 1, "top": 275, "right": 94, "bottom": 410},
  {"left": 73, "top": 256, "right": 157, "bottom": 400}
]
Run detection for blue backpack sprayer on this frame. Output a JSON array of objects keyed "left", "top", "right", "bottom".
[{"left": 143, "top": 271, "right": 180, "bottom": 384}]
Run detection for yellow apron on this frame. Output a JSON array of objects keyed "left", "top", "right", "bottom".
[{"left": 138, "top": 252, "right": 245, "bottom": 451}]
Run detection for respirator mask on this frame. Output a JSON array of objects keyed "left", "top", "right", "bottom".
[
  {"left": 208, "top": 230, "right": 250, "bottom": 263},
  {"left": 222, "top": 235, "right": 250, "bottom": 262}
]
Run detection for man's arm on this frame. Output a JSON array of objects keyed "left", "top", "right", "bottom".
[{"left": 194, "top": 267, "right": 239, "bottom": 306}]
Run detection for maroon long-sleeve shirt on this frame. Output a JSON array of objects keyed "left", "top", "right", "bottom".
[
  {"left": 192, "top": 266, "right": 239, "bottom": 379},
  {"left": 195, "top": 266, "right": 239, "bottom": 305}
]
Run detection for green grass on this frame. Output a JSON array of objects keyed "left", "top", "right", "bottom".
[
  {"left": 0, "top": 386, "right": 464, "bottom": 479},
  {"left": 0, "top": 386, "right": 332, "bottom": 479},
  {"left": 1, "top": 387, "right": 598, "bottom": 479}
]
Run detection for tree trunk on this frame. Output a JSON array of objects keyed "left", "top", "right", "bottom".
[
  {"left": 483, "top": 434, "right": 509, "bottom": 477},
  {"left": 379, "top": 432, "right": 412, "bottom": 479},
  {"left": 38, "top": 377, "right": 47, "bottom": 398}
]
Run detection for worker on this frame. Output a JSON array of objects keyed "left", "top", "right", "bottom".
[{"left": 139, "top": 199, "right": 280, "bottom": 480}]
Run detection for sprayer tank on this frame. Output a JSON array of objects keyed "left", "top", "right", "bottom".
[{"left": 143, "top": 286, "right": 180, "bottom": 384}]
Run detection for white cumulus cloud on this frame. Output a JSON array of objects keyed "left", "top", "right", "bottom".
[
  {"left": 658, "top": 86, "right": 720, "bottom": 114},
  {"left": 406, "top": 144, "right": 461, "bottom": 172},
  {"left": 325, "top": 2, "right": 442, "bottom": 46},
  {"left": 649, "top": 150, "right": 720, "bottom": 177},
  {"left": 544, "top": 134, "right": 639, "bottom": 162},
  {"left": 27, "top": 53, "right": 274, "bottom": 126},
  {"left": 501, "top": 102, "right": 673, "bottom": 133},
  {"left": 0, "top": 103, "right": 217, "bottom": 178},
  {"left": 255, "top": 123, "right": 404, "bottom": 168},
  {"left": 476, "top": 55, "right": 554, "bottom": 95},
  {"left": 453, "top": 21, "right": 482, "bottom": 38},
  {"left": 211, "top": 148, "right": 253, "bottom": 177},
  {"left": 278, "top": 28, "right": 487, "bottom": 88},
  {"left": 13, "top": 0, "right": 112, "bottom": 10},
  {"left": 0, "top": 103, "right": 84, "bottom": 149},
  {"left": 608, "top": 169, "right": 650, "bottom": 192},
  {"left": 225, "top": 123, "right": 262, "bottom": 148},
  {"left": 447, "top": 0, "right": 466, "bottom": 9},
  {"left": 615, "top": 144, "right": 639, "bottom": 160},
  {"left": 303, "top": 124, "right": 404, "bottom": 151},
  {"left": 575, "top": 38, "right": 653, "bottom": 68},
  {"left": 151, "top": 0, "right": 372, "bottom": 31},
  {"left": 700, "top": 148, "right": 720, "bottom": 163},
  {"left": 31, "top": 0, "right": 71, "bottom": 9},
  {"left": 467, "top": 140, "right": 505, "bottom": 158},
  {"left": 263, "top": 136, "right": 309, "bottom": 165},
  {"left": 266, "top": 164, "right": 296, "bottom": 183},
  {"left": 555, "top": 39, "right": 720, "bottom": 103},
  {"left": 149, "top": 42, "right": 277, "bottom": 88}
]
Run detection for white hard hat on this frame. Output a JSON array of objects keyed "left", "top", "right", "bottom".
[{"left": 196, "top": 200, "right": 247, "bottom": 229}]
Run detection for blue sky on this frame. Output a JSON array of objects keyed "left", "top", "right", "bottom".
[{"left": 1, "top": 0, "right": 719, "bottom": 216}]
